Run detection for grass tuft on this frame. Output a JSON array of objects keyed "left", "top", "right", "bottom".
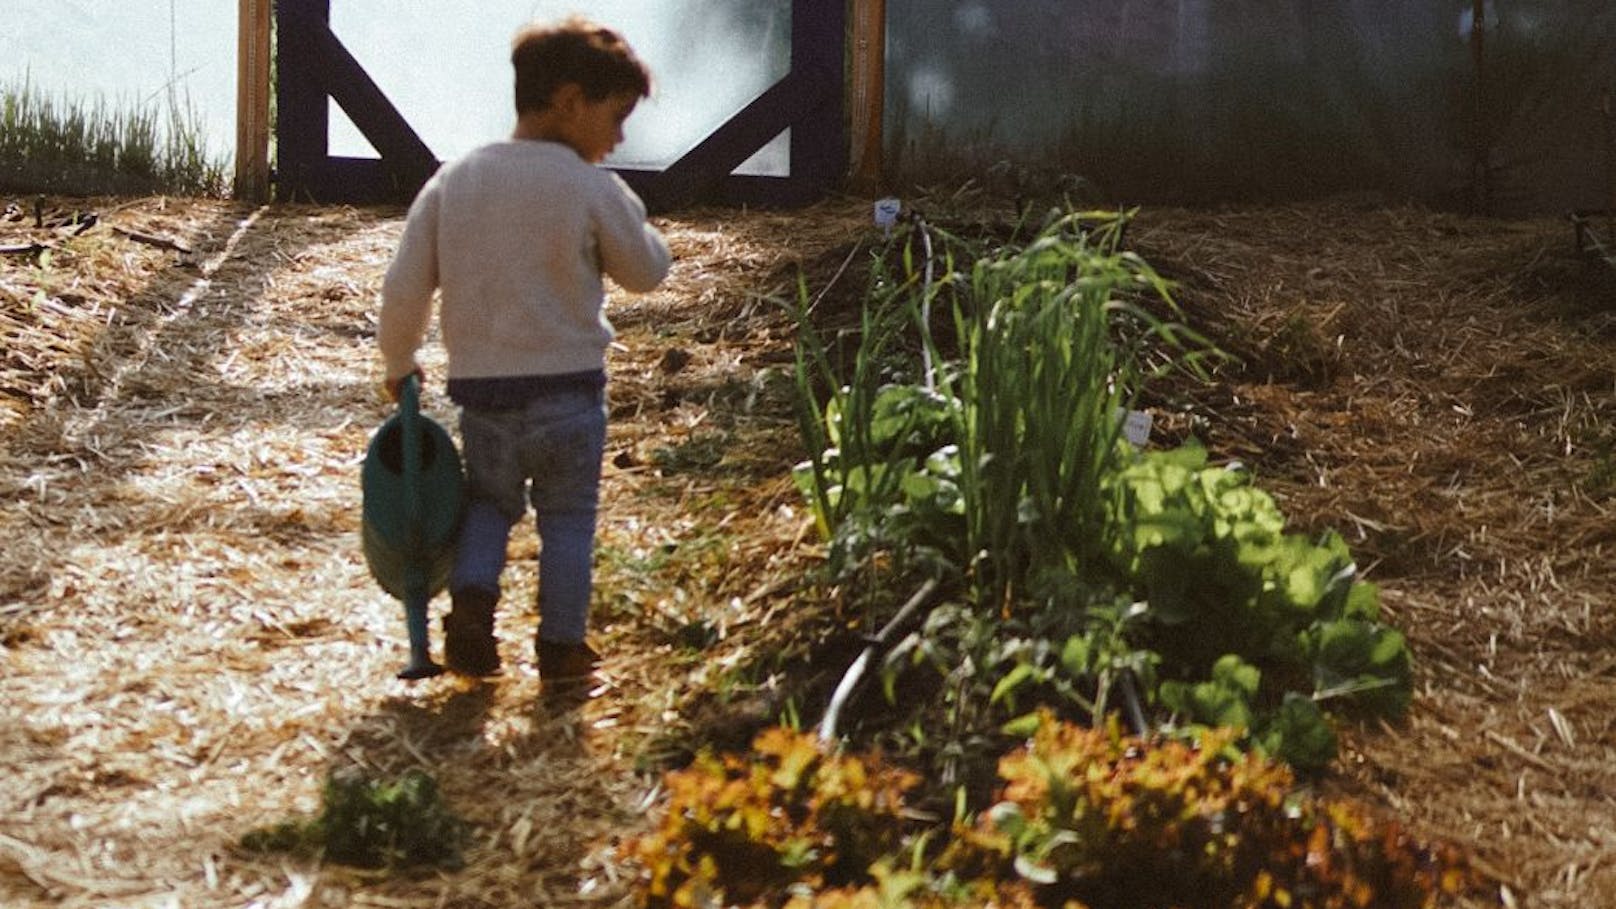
[
  {"left": 0, "top": 75, "right": 226, "bottom": 198},
  {"left": 240, "top": 768, "right": 467, "bottom": 871}
]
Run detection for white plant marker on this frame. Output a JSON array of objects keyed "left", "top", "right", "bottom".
[
  {"left": 874, "top": 197, "right": 901, "bottom": 236},
  {"left": 1116, "top": 407, "right": 1153, "bottom": 448}
]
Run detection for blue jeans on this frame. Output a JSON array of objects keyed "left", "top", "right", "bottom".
[{"left": 450, "top": 388, "right": 606, "bottom": 645}]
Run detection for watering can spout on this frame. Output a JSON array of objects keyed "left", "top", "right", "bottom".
[
  {"left": 399, "top": 587, "right": 443, "bottom": 680},
  {"left": 360, "top": 374, "right": 466, "bottom": 680}
]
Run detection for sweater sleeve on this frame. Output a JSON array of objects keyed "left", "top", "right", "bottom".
[
  {"left": 595, "top": 173, "right": 671, "bottom": 293},
  {"left": 377, "top": 180, "right": 441, "bottom": 380}
]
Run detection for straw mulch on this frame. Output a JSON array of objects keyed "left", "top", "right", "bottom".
[
  {"left": 1128, "top": 202, "right": 1616, "bottom": 908},
  {"left": 0, "top": 190, "right": 1612, "bottom": 908}
]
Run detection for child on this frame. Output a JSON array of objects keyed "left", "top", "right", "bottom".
[{"left": 377, "top": 17, "right": 670, "bottom": 684}]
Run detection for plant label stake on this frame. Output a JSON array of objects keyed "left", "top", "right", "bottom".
[
  {"left": 873, "top": 197, "right": 901, "bottom": 236},
  {"left": 1118, "top": 408, "right": 1153, "bottom": 448},
  {"left": 360, "top": 374, "right": 465, "bottom": 679}
]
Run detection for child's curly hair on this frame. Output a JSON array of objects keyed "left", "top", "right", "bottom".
[{"left": 511, "top": 17, "right": 652, "bottom": 114}]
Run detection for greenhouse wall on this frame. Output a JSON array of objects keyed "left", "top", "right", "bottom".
[
  {"left": 884, "top": 0, "right": 1616, "bottom": 215},
  {"left": 6, "top": 1, "right": 1612, "bottom": 214}
]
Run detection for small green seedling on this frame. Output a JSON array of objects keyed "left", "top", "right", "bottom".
[{"left": 241, "top": 767, "right": 467, "bottom": 871}]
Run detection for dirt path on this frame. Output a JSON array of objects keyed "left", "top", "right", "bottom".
[
  {"left": 0, "top": 199, "right": 856, "bottom": 908},
  {"left": 2, "top": 195, "right": 1614, "bottom": 907}
]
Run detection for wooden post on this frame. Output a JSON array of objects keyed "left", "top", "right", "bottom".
[
  {"left": 848, "top": 0, "right": 885, "bottom": 191},
  {"left": 1469, "top": 0, "right": 1490, "bottom": 212},
  {"left": 235, "top": 0, "right": 272, "bottom": 201},
  {"left": 1604, "top": 90, "right": 1614, "bottom": 218}
]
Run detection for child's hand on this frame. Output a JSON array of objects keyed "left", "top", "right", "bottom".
[{"left": 385, "top": 367, "right": 425, "bottom": 402}]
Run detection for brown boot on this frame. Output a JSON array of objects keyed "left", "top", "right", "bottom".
[
  {"left": 443, "top": 588, "right": 500, "bottom": 676},
  {"left": 537, "top": 638, "right": 598, "bottom": 686}
]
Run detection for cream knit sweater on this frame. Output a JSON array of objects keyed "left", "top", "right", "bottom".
[{"left": 378, "top": 140, "right": 670, "bottom": 383}]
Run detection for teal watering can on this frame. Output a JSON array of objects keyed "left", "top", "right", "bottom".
[{"left": 361, "top": 373, "right": 465, "bottom": 679}]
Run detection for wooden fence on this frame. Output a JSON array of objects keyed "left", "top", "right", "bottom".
[{"left": 246, "top": 0, "right": 860, "bottom": 210}]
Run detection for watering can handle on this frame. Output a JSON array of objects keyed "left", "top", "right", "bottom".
[
  {"left": 394, "top": 372, "right": 442, "bottom": 680},
  {"left": 398, "top": 373, "right": 424, "bottom": 537}
]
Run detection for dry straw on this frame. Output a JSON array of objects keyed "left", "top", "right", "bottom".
[{"left": 2, "top": 190, "right": 1614, "bottom": 907}]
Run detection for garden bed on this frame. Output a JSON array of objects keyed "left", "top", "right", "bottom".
[{"left": 0, "top": 191, "right": 1612, "bottom": 907}]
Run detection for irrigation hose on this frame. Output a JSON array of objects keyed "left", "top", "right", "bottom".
[
  {"left": 1118, "top": 669, "right": 1149, "bottom": 736},
  {"left": 913, "top": 212, "right": 938, "bottom": 391},
  {"left": 817, "top": 577, "right": 941, "bottom": 743}
]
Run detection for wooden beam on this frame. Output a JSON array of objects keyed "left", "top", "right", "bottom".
[
  {"left": 789, "top": 0, "right": 847, "bottom": 193},
  {"left": 235, "top": 0, "right": 272, "bottom": 201},
  {"left": 274, "top": 0, "right": 331, "bottom": 201},
  {"left": 617, "top": 0, "right": 845, "bottom": 213},
  {"left": 654, "top": 70, "right": 834, "bottom": 211},
  {"left": 273, "top": 0, "right": 437, "bottom": 203},
  {"left": 307, "top": 19, "right": 439, "bottom": 192},
  {"left": 848, "top": 0, "right": 886, "bottom": 191}
]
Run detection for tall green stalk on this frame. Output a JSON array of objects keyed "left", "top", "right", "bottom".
[
  {"left": 791, "top": 258, "right": 932, "bottom": 580},
  {"left": 792, "top": 209, "right": 1195, "bottom": 604},
  {"left": 944, "top": 212, "right": 1177, "bottom": 609}
]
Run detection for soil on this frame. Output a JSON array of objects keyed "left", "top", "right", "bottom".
[{"left": 2, "top": 191, "right": 1614, "bottom": 908}]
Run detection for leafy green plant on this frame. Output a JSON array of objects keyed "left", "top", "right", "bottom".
[
  {"left": 626, "top": 721, "right": 1486, "bottom": 908},
  {"left": 652, "top": 429, "right": 732, "bottom": 474},
  {"left": 626, "top": 727, "right": 923, "bottom": 908},
  {"left": 240, "top": 768, "right": 467, "bottom": 870},
  {"left": 949, "top": 711, "right": 1481, "bottom": 909},
  {"left": 1581, "top": 425, "right": 1616, "bottom": 497},
  {"left": 791, "top": 250, "right": 947, "bottom": 584},
  {"left": 943, "top": 213, "right": 1190, "bottom": 608},
  {"left": 792, "top": 210, "right": 1199, "bottom": 596},
  {"left": 880, "top": 580, "right": 1160, "bottom": 797},
  {"left": 1105, "top": 440, "right": 1412, "bottom": 770},
  {"left": 788, "top": 206, "right": 1409, "bottom": 779}
]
